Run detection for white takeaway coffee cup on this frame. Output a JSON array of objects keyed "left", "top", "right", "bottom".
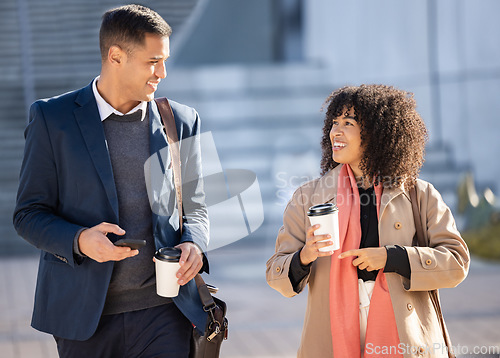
[
  {"left": 307, "top": 203, "right": 340, "bottom": 252},
  {"left": 154, "top": 247, "right": 182, "bottom": 297}
]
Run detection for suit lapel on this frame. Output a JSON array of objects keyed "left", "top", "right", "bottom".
[
  {"left": 74, "top": 84, "right": 119, "bottom": 219},
  {"left": 148, "top": 100, "right": 171, "bottom": 237}
]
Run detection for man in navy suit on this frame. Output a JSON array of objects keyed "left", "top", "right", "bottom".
[{"left": 13, "top": 5, "right": 209, "bottom": 357}]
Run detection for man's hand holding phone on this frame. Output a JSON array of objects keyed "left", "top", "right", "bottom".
[{"left": 78, "top": 222, "right": 139, "bottom": 263}]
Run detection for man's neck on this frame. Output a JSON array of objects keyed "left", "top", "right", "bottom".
[{"left": 96, "top": 73, "right": 140, "bottom": 114}]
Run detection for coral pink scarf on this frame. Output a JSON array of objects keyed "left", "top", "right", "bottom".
[{"left": 329, "top": 165, "right": 402, "bottom": 357}]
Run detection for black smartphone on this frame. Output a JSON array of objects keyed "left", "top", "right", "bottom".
[{"left": 114, "top": 238, "right": 147, "bottom": 250}]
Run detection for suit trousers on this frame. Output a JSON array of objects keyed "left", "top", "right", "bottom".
[{"left": 54, "top": 302, "right": 192, "bottom": 358}]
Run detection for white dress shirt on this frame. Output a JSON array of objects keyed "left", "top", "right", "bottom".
[{"left": 92, "top": 76, "right": 147, "bottom": 121}]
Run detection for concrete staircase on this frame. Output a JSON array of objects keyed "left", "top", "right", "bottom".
[
  {"left": 27, "top": 0, "right": 200, "bottom": 97},
  {"left": 0, "top": 0, "right": 33, "bottom": 255}
]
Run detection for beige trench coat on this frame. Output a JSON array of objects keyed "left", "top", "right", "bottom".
[{"left": 266, "top": 165, "right": 470, "bottom": 358}]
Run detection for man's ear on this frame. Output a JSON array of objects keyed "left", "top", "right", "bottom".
[{"left": 107, "top": 45, "right": 125, "bottom": 66}]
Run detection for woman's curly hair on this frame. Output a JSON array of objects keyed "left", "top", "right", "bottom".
[{"left": 320, "top": 84, "right": 428, "bottom": 188}]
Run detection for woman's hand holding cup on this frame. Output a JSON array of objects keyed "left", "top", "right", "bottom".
[{"left": 300, "top": 224, "right": 335, "bottom": 266}]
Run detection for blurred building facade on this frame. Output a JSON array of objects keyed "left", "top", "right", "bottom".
[{"left": 1, "top": 0, "right": 499, "bottom": 254}]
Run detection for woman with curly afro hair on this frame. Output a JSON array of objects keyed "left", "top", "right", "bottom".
[{"left": 267, "top": 85, "right": 469, "bottom": 358}]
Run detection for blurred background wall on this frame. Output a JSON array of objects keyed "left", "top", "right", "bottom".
[{"left": 1, "top": 0, "right": 499, "bottom": 255}]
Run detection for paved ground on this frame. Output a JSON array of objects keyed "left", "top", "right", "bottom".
[{"left": 1, "top": 242, "right": 499, "bottom": 358}]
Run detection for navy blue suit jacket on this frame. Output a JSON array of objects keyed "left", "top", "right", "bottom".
[{"left": 13, "top": 82, "right": 209, "bottom": 340}]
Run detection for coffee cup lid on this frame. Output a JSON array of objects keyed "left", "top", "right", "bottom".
[
  {"left": 154, "top": 247, "right": 182, "bottom": 262},
  {"left": 307, "top": 203, "right": 338, "bottom": 216}
]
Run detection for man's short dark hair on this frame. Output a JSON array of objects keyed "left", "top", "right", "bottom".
[{"left": 99, "top": 4, "right": 172, "bottom": 60}]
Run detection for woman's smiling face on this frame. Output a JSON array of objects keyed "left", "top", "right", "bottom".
[{"left": 329, "top": 107, "right": 364, "bottom": 177}]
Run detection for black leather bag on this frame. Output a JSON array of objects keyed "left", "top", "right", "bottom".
[
  {"left": 189, "top": 275, "right": 228, "bottom": 358},
  {"left": 155, "top": 98, "right": 228, "bottom": 358}
]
